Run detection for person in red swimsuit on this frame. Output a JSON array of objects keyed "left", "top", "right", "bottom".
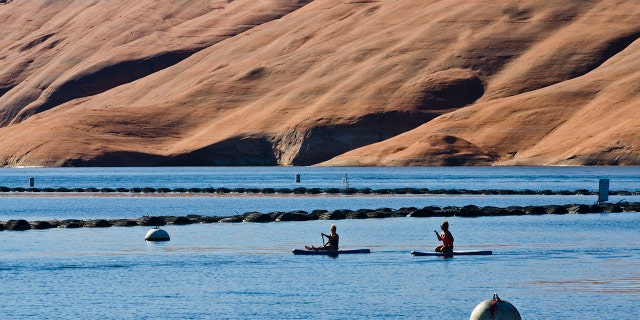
[{"left": 434, "top": 220, "right": 454, "bottom": 252}]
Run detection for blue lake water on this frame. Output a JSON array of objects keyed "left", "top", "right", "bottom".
[
  {"left": 1, "top": 167, "right": 639, "bottom": 319},
  {"left": 0, "top": 166, "right": 639, "bottom": 190}
]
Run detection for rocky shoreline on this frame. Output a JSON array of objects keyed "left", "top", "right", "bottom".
[{"left": 2, "top": 201, "right": 639, "bottom": 231}]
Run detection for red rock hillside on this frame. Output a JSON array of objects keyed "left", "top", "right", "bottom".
[{"left": 0, "top": 0, "right": 639, "bottom": 166}]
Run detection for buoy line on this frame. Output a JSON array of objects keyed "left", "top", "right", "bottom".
[
  {"left": 1, "top": 201, "right": 638, "bottom": 231},
  {"left": 0, "top": 186, "right": 638, "bottom": 196}
]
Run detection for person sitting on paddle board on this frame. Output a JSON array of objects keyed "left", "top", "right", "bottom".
[
  {"left": 306, "top": 224, "right": 339, "bottom": 251},
  {"left": 434, "top": 220, "right": 454, "bottom": 253}
]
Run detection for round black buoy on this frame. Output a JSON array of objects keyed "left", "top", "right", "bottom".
[
  {"left": 470, "top": 293, "right": 521, "bottom": 320},
  {"left": 144, "top": 227, "right": 170, "bottom": 241}
]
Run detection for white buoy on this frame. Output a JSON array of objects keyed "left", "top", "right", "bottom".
[
  {"left": 470, "top": 293, "right": 521, "bottom": 320},
  {"left": 144, "top": 227, "right": 170, "bottom": 241}
]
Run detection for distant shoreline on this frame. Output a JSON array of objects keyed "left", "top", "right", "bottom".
[{"left": 0, "top": 186, "right": 638, "bottom": 197}]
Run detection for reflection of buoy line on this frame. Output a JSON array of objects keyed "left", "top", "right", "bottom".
[
  {"left": 1, "top": 186, "right": 638, "bottom": 196},
  {"left": 1, "top": 202, "right": 638, "bottom": 231}
]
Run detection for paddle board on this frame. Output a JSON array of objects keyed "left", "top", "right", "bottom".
[
  {"left": 292, "top": 248, "right": 371, "bottom": 255},
  {"left": 410, "top": 250, "right": 492, "bottom": 256}
]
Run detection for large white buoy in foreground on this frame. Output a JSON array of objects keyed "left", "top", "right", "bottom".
[
  {"left": 470, "top": 293, "right": 521, "bottom": 320},
  {"left": 145, "top": 227, "right": 170, "bottom": 241}
]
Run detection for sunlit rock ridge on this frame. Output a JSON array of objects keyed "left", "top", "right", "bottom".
[{"left": 0, "top": 0, "right": 639, "bottom": 167}]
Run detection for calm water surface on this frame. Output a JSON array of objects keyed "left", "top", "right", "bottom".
[
  {"left": 0, "top": 166, "right": 638, "bottom": 191},
  {"left": 1, "top": 167, "right": 639, "bottom": 319},
  {"left": 1, "top": 214, "right": 638, "bottom": 319}
]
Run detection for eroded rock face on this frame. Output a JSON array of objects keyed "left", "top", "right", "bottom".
[{"left": 0, "top": 0, "right": 639, "bottom": 167}]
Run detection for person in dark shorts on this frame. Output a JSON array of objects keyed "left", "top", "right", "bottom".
[{"left": 306, "top": 224, "right": 339, "bottom": 250}]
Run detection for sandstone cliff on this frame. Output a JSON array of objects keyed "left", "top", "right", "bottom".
[{"left": 0, "top": 0, "right": 638, "bottom": 166}]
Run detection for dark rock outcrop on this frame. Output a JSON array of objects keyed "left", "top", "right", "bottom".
[
  {"left": 367, "top": 209, "right": 392, "bottom": 218},
  {"left": 30, "top": 220, "right": 57, "bottom": 229},
  {"left": 459, "top": 205, "right": 481, "bottom": 217},
  {"left": 84, "top": 219, "right": 113, "bottom": 228},
  {"left": 165, "top": 216, "right": 193, "bottom": 225},
  {"left": 346, "top": 210, "right": 370, "bottom": 219},
  {"left": 243, "top": 212, "right": 274, "bottom": 223},
  {"left": 407, "top": 207, "right": 436, "bottom": 217},
  {"left": 481, "top": 206, "right": 508, "bottom": 216},
  {"left": 392, "top": 207, "right": 417, "bottom": 217},
  {"left": 111, "top": 219, "right": 139, "bottom": 227},
  {"left": 590, "top": 204, "right": 603, "bottom": 213},
  {"left": 569, "top": 205, "right": 592, "bottom": 214},
  {"left": 219, "top": 216, "right": 244, "bottom": 223},
  {"left": 58, "top": 219, "right": 84, "bottom": 228},
  {"left": 6, "top": 219, "right": 31, "bottom": 231},
  {"left": 319, "top": 210, "right": 349, "bottom": 220},
  {"left": 606, "top": 205, "right": 624, "bottom": 213},
  {"left": 198, "top": 216, "right": 222, "bottom": 223},
  {"left": 547, "top": 206, "right": 569, "bottom": 214},
  {"left": 505, "top": 206, "right": 526, "bottom": 215},
  {"left": 525, "top": 206, "right": 548, "bottom": 215},
  {"left": 275, "top": 211, "right": 311, "bottom": 222},
  {"left": 137, "top": 216, "right": 166, "bottom": 226}
]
